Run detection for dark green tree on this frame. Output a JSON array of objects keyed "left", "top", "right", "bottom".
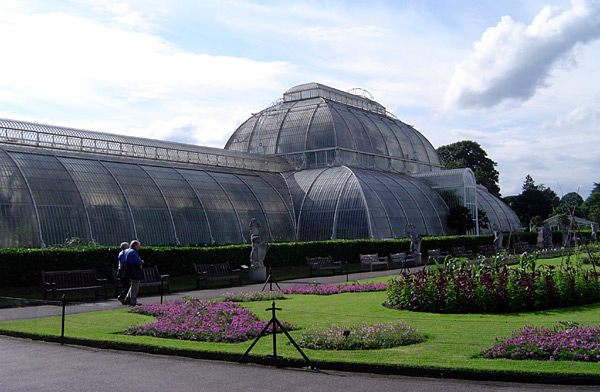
[
  {"left": 582, "top": 182, "right": 600, "bottom": 222},
  {"left": 506, "top": 175, "right": 560, "bottom": 228},
  {"left": 552, "top": 192, "right": 585, "bottom": 218},
  {"left": 447, "top": 205, "right": 475, "bottom": 235},
  {"left": 477, "top": 208, "right": 490, "bottom": 230},
  {"left": 436, "top": 140, "right": 501, "bottom": 197}
]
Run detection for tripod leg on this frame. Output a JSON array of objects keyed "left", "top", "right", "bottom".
[
  {"left": 239, "top": 319, "right": 273, "bottom": 363},
  {"left": 274, "top": 318, "right": 312, "bottom": 367}
]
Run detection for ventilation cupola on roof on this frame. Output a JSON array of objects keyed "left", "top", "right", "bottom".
[{"left": 225, "top": 82, "right": 442, "bottom": 174}]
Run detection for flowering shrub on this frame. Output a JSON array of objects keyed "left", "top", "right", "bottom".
[
  {"left": 483, "top": 323, "right": 600, "bottom": 362},
  {"left": 298, "top": 321, "right": 425, "bottom": 350},
  {"left": 386, "top": 264, "right": 600, "bottom": 313},
  {"left": 124, "top": 299, "right": 293, "bottom": 343}
]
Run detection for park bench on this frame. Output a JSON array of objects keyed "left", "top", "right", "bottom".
[
  {"left": 389, "top": 252, "right": 416, "bottom": 271},
  {"left": 452, "top": 246, "right": 473, "bottom": 258},
  {"left": 513, "top": 242, "right": 531, "bottom": 254},
  {"left": 111, "top": 265, "right": 170, "bottom": 296},
  {"left": 306, "top": 256, "right": 343, "bottom": 277},
  {"left": 477, "top": 244, "right": 496, "bottom": 257},
  {"left": 426, "top": 248, "right": 448, "bottom": 263},
  {"left": 41, "top": 268, "right": 107, "bottom": 300},
  {"left": 193, "top": 262, "right": 242, "bottom": 289},
  {"left": 359, "top": 253, "right": 388, "bottom": 271}
]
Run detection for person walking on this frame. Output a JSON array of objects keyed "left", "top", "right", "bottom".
[
  {"left": 116, "top": 242, "right": 130, "bottom": 305},
  {"left": 124, "top": 240, "right": 144, "bottom": 306}
]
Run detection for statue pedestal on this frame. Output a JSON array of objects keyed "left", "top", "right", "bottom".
[
  {"left": 412, "top": 252, "right": 422, "bottom": 266},
  {"left": 249, "top": 265, "right": 266, "bottom": 283}
]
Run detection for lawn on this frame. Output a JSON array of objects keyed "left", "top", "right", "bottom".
[{"left": 2, "top": 286, "right": 600, "bottom": 379}]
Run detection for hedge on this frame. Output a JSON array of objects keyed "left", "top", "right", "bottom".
[
  {"left": 3, "top": 231, "right": 586, "bottom": 289},
  {"left": 0, "top": 234, "right": 518, "bottom": 288}
]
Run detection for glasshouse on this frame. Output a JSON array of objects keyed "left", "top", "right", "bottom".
[{"left": 0, "top": 82, "right": 520, "bottom": 248}]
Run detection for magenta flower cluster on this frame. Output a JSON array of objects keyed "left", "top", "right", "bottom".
[
  {"left": 223, "top": 282, "right": 387, "bottom": 302},
  {"left": 483, "top": 324, "right": 600, "bottom": 362},
  {"left": 281, "top": 282, "right": 387, "bottom": 296},
  {"left": 125, "top": 299, "right": 289, "bottom": 343},
  {"left": 298, "top": 321, "right": 425, "bottom": 350}
]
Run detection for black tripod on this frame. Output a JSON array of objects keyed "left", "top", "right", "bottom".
[
  {"left": 239, "top": 301, "right": 312, "bottom": 368},
  {"left": 262, "top": 267, "right": 281, "bottom": 291}
]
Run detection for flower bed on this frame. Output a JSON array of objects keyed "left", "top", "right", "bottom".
[
  {"left": 223, "top": 282, "right": 387, "bottom": 302},
  {"left": 483, "top": 324, "right": 600, "bottom": 362},
  {"left": 298, "top": 321, "right": 425, "bottom": 350},
  {"left": 386, "top": 264, "right": 600, "bottom": 313},
  {"left": 282, "top": 282, "right": 387, "bottom": 295},
  {"left": 124, "top": 299, "right": 293, "bottom": 343}
]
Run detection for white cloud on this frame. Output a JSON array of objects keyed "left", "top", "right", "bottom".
[
  {"left": 443, "top": 101, "right": 600, "bottom": 197},
  {"left": 0, "top": 5, "right": 290, "bottom": 146},
  {"left": 444, "top": 0, "right": 600, "bottom": 110}
]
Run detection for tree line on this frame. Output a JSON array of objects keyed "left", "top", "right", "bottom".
[{"left": 436, "top": 140, "right": 599, "bottom": 229}]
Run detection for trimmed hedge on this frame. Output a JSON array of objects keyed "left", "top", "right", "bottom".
[{"left": 0, "top": 235, "right": 506, "bottom": 288}]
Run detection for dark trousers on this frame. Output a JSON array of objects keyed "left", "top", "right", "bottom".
[{"left": 118, "top": 277, "right": 131, "bottom": 301}]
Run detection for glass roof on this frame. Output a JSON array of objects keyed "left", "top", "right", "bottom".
[
  {"left": 225, "top": 83, "right": 442, "bottom": 173},
  {"left": 0, "top": 118, "right": 291, "bottom": 173}
]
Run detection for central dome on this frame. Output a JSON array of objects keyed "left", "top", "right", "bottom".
[{"left": 225, "top": 82, "right": 442, "bottom": 174}]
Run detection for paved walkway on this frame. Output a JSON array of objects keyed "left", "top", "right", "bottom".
[{"left": 0, "top": 267, "right": 403, "bottom": 322}]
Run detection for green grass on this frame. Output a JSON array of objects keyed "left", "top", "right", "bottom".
[{"left": 2, "top": 287, "right": 600, "bottom": 378}]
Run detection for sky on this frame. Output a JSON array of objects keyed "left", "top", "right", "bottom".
[{"left": 0, "top": 0, "right": 599, "bottom": 198}]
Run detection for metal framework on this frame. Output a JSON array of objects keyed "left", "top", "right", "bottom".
[{"left": 0, "top": 83, "right": 520, "bottom": 248}]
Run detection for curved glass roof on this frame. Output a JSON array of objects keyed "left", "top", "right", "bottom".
[
  {"left": 225, "top": 83, "right": 441, "bottom": 173},
  {"left": 0, "top": 118, "right": 291, "bottom": 173},
  {"left": 476, "top": 185, "right": 521, "bottom": 234},
  {"left": 0, "top": 144, "right": 296, "bottom": 247},
  {"left": 284, "top": 166, "right": 450, "bottom": 241}
]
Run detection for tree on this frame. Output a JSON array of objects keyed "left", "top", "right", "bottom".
[
  {"left": 552, "top": 192, "right": 585, "bottom": 218},
  {"left": 447, "top": 205, "right": 475, "bottom": 235},
  {"left": 506, "top": 175, "right": 560, "bottom": 228},
  {"left": 582, "top": 182, "right": 600, "bottom": 222},
  {"left": 436, "top": 140, "right": 501, "bottom": 197}
]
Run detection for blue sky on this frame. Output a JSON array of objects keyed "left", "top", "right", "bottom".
[{"left": 1, "top": 0, "right": 599, "bottom": 198}]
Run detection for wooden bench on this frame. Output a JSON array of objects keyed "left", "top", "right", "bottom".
[
  {"left": 359, "top": 253, "right": 388, "bottom": 271},
  {"left": 426, "top": 248, "right": 449, "bottom": 263},
  {"left": 389, "top": 252, "right": 416, "bottom": 270},
  {"left": 193, "top": 262, "right": 242, "bottom": 289},
  {"left": 452, "top": 246, "right": 473, "bottom": 258},
  {"left": 306, "top": 256, "right": 343, "bottom": 277},
  {"left": 513, "top": 242, "right": 531, "bottom": 254},
  {"left": 42, "top": 268, "right": 107, "bottom": 300},
  {"left": 111, "top": 265, "right": 170, "bottom": 296}
]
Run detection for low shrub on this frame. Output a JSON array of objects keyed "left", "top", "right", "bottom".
[
  {"left": 483, "top": 323, "right": 600, "bottom": 362},
  {"left": 298, "top": 321, "right": 425, "bottom": 350},
  {"left": 124, "top": 298, "right": 294, "bottom": 343}
]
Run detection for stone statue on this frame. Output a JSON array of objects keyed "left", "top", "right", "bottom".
[
  {"left": 249, "top": 218, "right": 268, "bottom": 267},
  {"left": 492, "top": 224, "right": 503, "bottom": 252},
  {"left": 542, "top": 223, "right": 552, "bottom": 248},
  {"left": 406, "top": 224, "right": 422, "bottom": 265},
  {"left": 248, "top": 219, "right": 268, "bottom": 282}
]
